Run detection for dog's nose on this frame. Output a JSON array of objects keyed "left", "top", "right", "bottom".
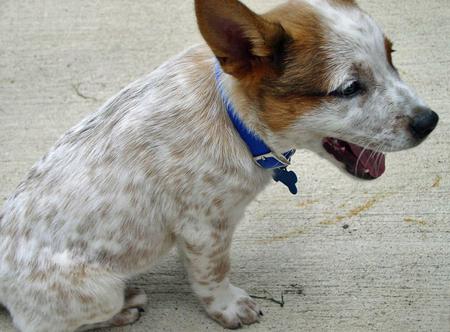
[{"left": 409, "top": 108, "right": 439, "bottom": 140}]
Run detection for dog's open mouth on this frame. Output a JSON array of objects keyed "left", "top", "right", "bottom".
[{"left": 322, "top": 138, "right": 386, "bottom": 180}]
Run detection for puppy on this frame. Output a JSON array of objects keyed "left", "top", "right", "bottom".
[{"left": 0, "top": 0, "right": 438, "bottom": 331}]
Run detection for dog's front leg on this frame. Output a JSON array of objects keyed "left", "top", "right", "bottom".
[{"left": 177, "top": 219, "right": 262, "bottom": 329}]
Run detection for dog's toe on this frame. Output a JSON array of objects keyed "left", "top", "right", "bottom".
[
  {"left": 110, "top": 308, "right": 142, "bottom": 327},
  {"left": 206, "top": 286, "right": 262, "bottom": 329}
]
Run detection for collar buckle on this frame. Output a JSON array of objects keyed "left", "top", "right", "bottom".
[{"left": 254, "top": 149, "right": 296, "bottom": 169}]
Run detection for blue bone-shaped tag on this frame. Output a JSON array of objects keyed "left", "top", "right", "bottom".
[{"left": 273, "top": 168, "right": 298, "bottom": 195}]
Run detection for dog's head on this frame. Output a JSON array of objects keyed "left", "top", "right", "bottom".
[{"left": 196, "top": 0, "right": 438, "bottom": 180}]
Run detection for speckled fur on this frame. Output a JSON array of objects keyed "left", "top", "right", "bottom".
[{"left": 0, "top": 0, "right": 433, "bottom": 331}]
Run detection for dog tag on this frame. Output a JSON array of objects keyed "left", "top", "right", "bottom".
[{"left": 273, "top": 168, "right": 298, "bottom": 195}]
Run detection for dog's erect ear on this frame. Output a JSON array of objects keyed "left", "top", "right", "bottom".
[
  {"left": 330, "top": 0, "right": 359, "bottom": 7},
  {"left": 337, "top": 0, "right": 357, "bottom": 5},
  {"left": 195, "top": 0, "right": 287, "bottom": 78}
]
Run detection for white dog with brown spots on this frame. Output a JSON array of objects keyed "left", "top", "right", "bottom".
[{"left": 0, "top": 0, "right": 438, "bottom": 331}]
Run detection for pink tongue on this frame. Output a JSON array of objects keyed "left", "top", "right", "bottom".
[{"left": 348, "top": 143, "right": 386, "bottom": 177}]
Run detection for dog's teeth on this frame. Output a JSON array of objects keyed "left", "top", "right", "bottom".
[
  {"left": 364, "top": 169, "right": 370, "bottom": 173},
  {"left": 340, "top": 147, "right": 346, "bottom": 151}
]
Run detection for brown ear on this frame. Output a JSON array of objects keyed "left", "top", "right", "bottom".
[
  {"left": 195, "top": 0, "right": 286, "bottom": 78},
  {"left": 330, "top": 0, "right": 358, "bottom": 7}
]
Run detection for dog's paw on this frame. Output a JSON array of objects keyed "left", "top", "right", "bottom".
[
  {"left": 124, "top": 287, "right": 147, "bottom": 310},
  {"left": 110, "top": 308, "right": 142, "bottom": 327},
  {"left": 205, "top": 285, "right": 262, "bottom": 329}
]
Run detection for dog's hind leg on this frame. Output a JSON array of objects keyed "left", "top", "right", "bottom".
[
  {"left": 7, "top": 267, "right": 146, "bottom": 332},
  {"left": 76, "top": 287, "right": 147, "bottom": 332}
]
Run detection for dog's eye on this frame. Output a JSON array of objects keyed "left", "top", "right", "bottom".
[{"left": 331, "top": 81, "right": 363, "bottom": 98}]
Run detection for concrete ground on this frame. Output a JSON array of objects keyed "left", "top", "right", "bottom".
[{"left": 1, "top": 0, "right": 449, "bottom": 331}]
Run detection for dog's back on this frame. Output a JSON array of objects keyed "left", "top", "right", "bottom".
[{"left": 0, "top": 42, "right": 270, "bottom": 331}]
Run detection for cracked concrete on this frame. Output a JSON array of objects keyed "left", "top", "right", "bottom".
[{"left": 1, "top": 0, "right": 449, "bottom": 331}]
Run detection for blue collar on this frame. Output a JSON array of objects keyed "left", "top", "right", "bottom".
[{"left": 214, "top": 62, "right": 298, "bottom": 195}]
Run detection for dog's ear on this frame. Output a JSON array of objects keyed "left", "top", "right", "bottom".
[{"left": 195, "top": 0, "right": 287, "bottom": 79}]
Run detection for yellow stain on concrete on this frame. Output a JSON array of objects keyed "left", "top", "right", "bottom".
[
  {"left": 320, "top": 195, "right": 383, "bottom": 225},
  {"left": 404, "top": 217, "right": 427, "bottom": 226},
  {"left": 256, "top": 228, "right": 306, "bottom": 244},
  {"left": 261, "top": 194, "right": 388, "bottom": 244},
  {"left": 297, "top": 199, "right": 319, "bottom": 208},
  {"left": 347, "top": 197, "right": 380, "bottom": 218},
  {"left": 432, "top": 175, "right": 442, "bottom": 188}
]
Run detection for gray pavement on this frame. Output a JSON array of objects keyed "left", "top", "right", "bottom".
[{"left": 1, "top": 0, "right": 449, "bottom": 331}]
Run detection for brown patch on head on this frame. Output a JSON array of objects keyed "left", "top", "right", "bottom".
[
  {"left": 256, "top": 2, "right": 333, "bottom": 131},
  {"left": 195, "top": 0, "right": 288, "bottom": 81},
  {"left": 261, "top": 95, "right": 323, "bottom": 131},
  {"left": 328, "top": 0, "right": 359, "bottom": 7}
]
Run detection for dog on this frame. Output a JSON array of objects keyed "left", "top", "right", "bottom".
[{"left": 0, "top": 0, "right": 439, "bottom": 331}]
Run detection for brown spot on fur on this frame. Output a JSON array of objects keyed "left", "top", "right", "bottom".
[
  {"left": 208, "top": 235, "right": 232, "bottom": 259},
  {"left": 124, "top": 182, "right": 138, "bottom": 194},
  {"left": 214, "top": 219, "right": 229, "bottom": 232},
  {"left": 212, "top": 197, "right": 223, "bottom": 208},
  {"left": 68, "top": 265, "right": 88, "bottom": 284},
  {"left": 211, "top": 257, "right": 230, "bottom": 283},
  {"left": 209, "top": 244, "right": 228, "bottom": 259},
  {"left": 211, "top": 231, "right": 221, "bottom": 241},
  {"left": 203, "top": 174, "right": 219, "bottom": 186},
  {"left": 104, "top": 154, "right": 116, "bottom": 165},
  {"left": 185, "top": 241, "right": 204, "bottom": 255},
  {"left": 201, "top": 296, "right": 215, "bottom": 306},
  {"left": 50, "top": 282, "right": 70, "bottom": 301},
  {"left": 67, "top": 239, "right": 88, "bottom": 252},
  {"left": 77, "top": 292, "right": 95, "bottom": 304},
  {"left": 28, "top": 269, "right": 47, "bottom": 283},
  {"left": 170, "top": 145, "right": 185, "bottom": 159},
  {"left": 100, "top": 203, "right": 112, "bottom": 218}
]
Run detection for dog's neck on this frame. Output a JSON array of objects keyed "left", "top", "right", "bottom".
[
  {"left": 214, "top": 61, "right": 298, "bottom": 195},
  {"left": 215, "top": 63, "right": 295, "bottom": 155}
]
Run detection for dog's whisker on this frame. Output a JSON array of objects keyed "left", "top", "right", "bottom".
[{"left": 355, "top": 141, "right": 372, "bottom": 175}]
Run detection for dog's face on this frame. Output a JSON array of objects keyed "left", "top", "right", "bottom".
[{"left": 196, "top": 0, "right": 439, "bottom": 179}]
